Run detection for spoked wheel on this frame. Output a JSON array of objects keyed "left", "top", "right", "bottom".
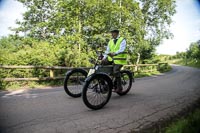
[
  {"left": 82, "top": 74, "right": 112, "bottom": 110},
  {"left": 116, "top": 70, "right": 133, "bottom": 96},
  {"left": 64, "top": 69, "right": 87, "bottom": 98}
]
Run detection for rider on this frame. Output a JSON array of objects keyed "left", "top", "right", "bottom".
[{"left": 102, "top": 29, "right": 127, "bottom": 92}]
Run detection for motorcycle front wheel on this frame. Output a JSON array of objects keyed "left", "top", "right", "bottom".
[{"left": 82, "top": 74, "right": 112, "bottom": 110}]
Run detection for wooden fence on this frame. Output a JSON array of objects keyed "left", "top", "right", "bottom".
[{"left": 0, "top": 63, "right": 168, "bottom": 82}]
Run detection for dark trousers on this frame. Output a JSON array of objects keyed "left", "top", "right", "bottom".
[{"left": 102, "top": 59, "right": 122, "bottom": 89}]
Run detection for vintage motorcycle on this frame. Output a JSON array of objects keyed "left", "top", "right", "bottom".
[{"left": 64, "top": 51, "right": 134, "bottom": 110}]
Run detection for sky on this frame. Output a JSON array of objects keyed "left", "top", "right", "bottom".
[
  {"left": 0, "top": 0, "right": 200, "bottom": 55},
  {"left": 156, "top": 0, "right": 200, "bottom": 55},
  {"left": 0, "top": 0, "right": 26, "bottom": 36}
]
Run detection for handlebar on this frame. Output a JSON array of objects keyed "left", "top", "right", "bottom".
[{"left": 89, "top": 50, "right": 127, "bottom": 65}]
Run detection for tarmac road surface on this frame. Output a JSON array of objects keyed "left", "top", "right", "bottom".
[{"left": 0, "top": 65, "right": 200, "bottom": 133}]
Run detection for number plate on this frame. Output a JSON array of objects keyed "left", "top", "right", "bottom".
[{"left": 87, "top": 69, "right": 95, "bottom": 77}]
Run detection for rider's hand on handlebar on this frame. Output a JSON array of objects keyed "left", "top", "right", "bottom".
[
  {"left": 108, "top": 53, "right": 116, "bottom": 57},
  {"left": 101, "top": 58, "right": 107, "bottom": 65}
]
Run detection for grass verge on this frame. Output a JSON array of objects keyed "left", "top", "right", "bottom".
[
  {"left": 165, "top": 108, "right": 200, "bottom": 133},
  {"left": 134, "top": 98, "right": 200, "bottom": 133},
  {"left": 169, "top": 59, "right": 200, "bottom": 68},
  {"left": 0, "top": 80, "right": 64, "bottom": 91},
  {"left": 134, "top": 71, "right": 161, "bottom": 78}
]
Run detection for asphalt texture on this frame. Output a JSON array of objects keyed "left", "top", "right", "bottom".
[{"left": 0, "top": 65, "right": 200, "bottom": 133}]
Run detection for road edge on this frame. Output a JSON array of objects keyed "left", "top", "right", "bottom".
[{"left": 132, "top": 97, "right": 200, "bottom": 133}]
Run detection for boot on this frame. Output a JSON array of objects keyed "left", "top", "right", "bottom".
[{"left": 114, "top": 77, "right": 123, "bottom": 93}]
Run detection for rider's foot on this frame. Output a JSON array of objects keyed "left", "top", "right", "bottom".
[
  {"left": 113, "top": 86, "right": 123, "bottom": 93},
  {"left": 101, "top": 85, "right": 109, "bottom": 94}
]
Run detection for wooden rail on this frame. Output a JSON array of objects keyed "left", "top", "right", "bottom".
[
  {"left": 0, "top": 63, "right": 167, "bottom": 81},
  {"left": 0, "top": 65, "right": 90, "bottom": 70}
]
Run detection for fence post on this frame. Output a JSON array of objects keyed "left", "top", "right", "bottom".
[
  {"left": 50, "top": 69, "right": 54, "bottom": 78},
  {"left": 135, "top": 53, "right": 140, "bottom": 72},
  {"left": 134, "top": 65, "right": 138, "bottom": 72},
  {"left": 157, "top": 63, "right": 160, "bottom": 71}
]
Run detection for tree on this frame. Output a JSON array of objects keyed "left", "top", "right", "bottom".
[
  {"left": 11, "top": 0, "right": 176, "bottom": 64},
  {"left": 13, "top": 0, "right": 58, "bottom": 39},
  {"left": 140, "top": 0, "right": 176, "bottom": 44},
  {"left": 137, "top": 0, "right": 176, "bottom": 60},
  {"left": 187, "top": 41, "right": 200, "bottom": 61}
]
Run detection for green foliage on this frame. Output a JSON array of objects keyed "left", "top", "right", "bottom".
[
  {"left": 0, "top": 36, "right": 94, "bottom": 66},
  {"left": 168, "top": 40, "right": 200, "bottom": 68},
  {"left": 143, "top": 54, "right": 161, "bottom": 64},
  {"left": 0, "top": 38, "right": 58, "bottom": 66},
  {"left": 0, "top": 36, "right": 94, "bottom": 90},
  {"left": 139, "top": 0, "right": 176, "bottom": 59},
  {"left": 165, "top": 109, "right": 200, "bottom": 133},
  {"left": 11, "top": 0, "right": 176, "bottom": 62},
  {"left": 156, "top": 54, "right": 172, "bottom": 62},
  {"left": 158, "top": 63, "right": 171, "bottom": 72},
  {"left": 169, "top": 59, "right": 200, "bottom": 69},
  {"left": 187, "top": 41, "right": 200, "bottom": 61},
  {"left": 134, "top": 71, "right": 160, "bottom": 78}
]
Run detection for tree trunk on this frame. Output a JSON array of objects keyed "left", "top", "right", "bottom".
[{"left": 135, "top": 53, "right": 140, "bottom": 72}]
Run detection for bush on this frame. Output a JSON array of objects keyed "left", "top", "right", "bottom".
[{"left": 158, "top": 63, "right": 171, "bottom": 72}]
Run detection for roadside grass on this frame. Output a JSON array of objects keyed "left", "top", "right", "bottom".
[
  {"left": 134, "top": 71, "right": 161, "bottom": 78},
  {"left": 169, "top": 59, "right": 200, "bottom": 68},
  {"left": 165, "top": 109, "right": 200, "bottom": 133},
  {"left": 134, "top": 62, "right": 172, "bottom": 78},
  {"left": 0, "top": 80, "right": 64, "bottom": 91}
]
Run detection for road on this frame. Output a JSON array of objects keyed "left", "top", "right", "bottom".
[{"left": 0, "top": 65, "right": 200, "bottom": 133}]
